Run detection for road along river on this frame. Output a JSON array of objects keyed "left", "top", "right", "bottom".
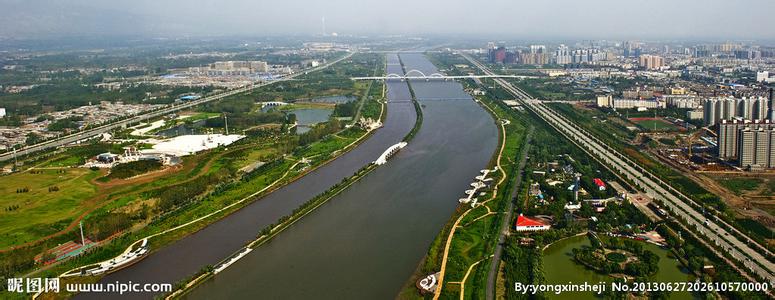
[{"left": 185, "top": 53, "right": 499, "bottom": 299}]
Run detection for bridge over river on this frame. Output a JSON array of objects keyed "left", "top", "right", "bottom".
[
  {"left": 79, "top": 53, "right": 499, "bottom": 300},
  {"left": 186, "top": 53, "right": 499, "bottom": 300},
  {"left": 352, "top": 68, "right": 533, "bottom": 80}
]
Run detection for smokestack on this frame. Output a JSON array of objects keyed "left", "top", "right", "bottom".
[{"left": 321, "top": 16, "right": 326, "bottom": 36}]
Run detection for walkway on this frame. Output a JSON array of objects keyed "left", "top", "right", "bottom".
[
  {"left": 485, "top": 127, "right": 533, "bottom": 300},
  {"left": 433, "top": 98, "right": 511, "bottom": 300}
]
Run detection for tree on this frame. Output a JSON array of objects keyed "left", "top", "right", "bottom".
[
  {"left": 25, "top": 133, "right": 43, "bottom": 145},
  {"left": 580, "top": 201, "right": 594, "bottom": 218}
]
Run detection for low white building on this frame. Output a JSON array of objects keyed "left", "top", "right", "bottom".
[
  {"left": 564, "top": 202, "right": 582, "bottom": 211},
  {"left": 142, "top": 134, "right": 245, "bottom": 157},
  {"left": 610, "top": 98, "right": 665, "bottom": 110},
  {"left": 757, "top": 71, "right": 775, "bottom": 83},
  {"left": 686, "top": 110, "right": 704, "bottom": 120}
]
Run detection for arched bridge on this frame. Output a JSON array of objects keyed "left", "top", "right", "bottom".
[
  {"left": 353, "top": 69, "right": 533, "bottom": 81},
  {"left": 374, "top": 142, "right": 407, "bottom": 165}
]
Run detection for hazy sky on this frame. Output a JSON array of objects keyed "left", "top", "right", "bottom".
[{"left": 1, "top": 0, "right": 773, "bottom": 40}]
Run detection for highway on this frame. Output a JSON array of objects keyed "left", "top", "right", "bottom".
[
  {"left": 0, "top": 52, "right": 354, "bottom": 163},
  {"left": 461, "top": 53, "right": 775, "bottom": 284},
  {"left": 351, "top": 74, "right": 532, "bottom": 80}
]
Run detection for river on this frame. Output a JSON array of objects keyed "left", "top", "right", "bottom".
[
  {"left": 184, "top": 53, "right": 499, "bottom": 299},
  {"left": 77, "top": 53, "right": 415, "bottom": 299}
]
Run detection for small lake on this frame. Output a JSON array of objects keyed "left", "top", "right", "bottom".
[
  {"left": 291, "top": 108, "right": 332, "bottom": 134},
  {"left": 542, "top": 234, "right": 695, "bottom": 299}
]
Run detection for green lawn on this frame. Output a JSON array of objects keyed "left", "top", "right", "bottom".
[
  {"left": 736, "top": 218, "right": 773, "bottom": 241},
  {"left": 0, "top": 53, "right": 387, "bottom": 288},
  {"left": 717, "top": 177, "right": 763, "bottom": 195},
  {"left": 41, "top": 155, "right": 83, "bottom": 168},
  {"left": 187, "top": 112, "right": 221, "bottom": 122},
  {"left": 632, "top": 119, "right": 679, "bottom": 131},
  {"left": 0, "top": 168, "right": 101, "bottom": 248},
  {"left": 437, "top": 95, "right": 528, "bottom": 300},
  {"left": 239, "top": 148, "right": 278, "bottom": 166}
]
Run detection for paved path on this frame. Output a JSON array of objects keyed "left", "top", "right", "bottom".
[
  {"left": 485, "top": 127, "right": 533, "bottom": 300},
  {"left": 433, "top": 93, "right": 510, "bottom": 300}
]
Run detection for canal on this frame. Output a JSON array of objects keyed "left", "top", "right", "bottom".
[
  {"left": 77, "top": 53, "right": 416, "bottom": 299},
  {"left": 184, "top": 53, "right": 499, "bottom": 299}
]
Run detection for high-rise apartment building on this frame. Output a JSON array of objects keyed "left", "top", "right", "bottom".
[
  {"left": 717, "top": 120, "right": 775, "bottom": 170},
  {"left": 488, "top": 47, "right": 507, "bottom": 63},
  {"left": 737, "top": 126, "right": 775, "bottom": 170},
  {"left": 555, "top": 45, "right": 572, "bottom": 65},
  {"left": 639, "top": 55, "right": 664, "bottom": 70},
  {"left": 703, "top": 97, "right": 769, "bottom": 126}
]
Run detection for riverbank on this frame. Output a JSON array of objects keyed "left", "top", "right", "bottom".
[
  {"left": 394, "top": 57, "right": 530, "bottom": 299},
  {"left": 165, "top": 163, "right": 379, "bottom": 299},
  {"left": 45, "top": 125, "right": 380, "bottom": 299},
  {"left": 431, "top": 95, "right": 530, "bottom": 300},
  {"left": 28, "top": 57, "right": 389, "bottom": 300},
  {"left": 163, "top": 55, "right": 419, "bottom": 299},
  {"left": 178, "top": 52, "right": 496, "bottom": 300},
  {"left": 398, "top": 54, "right": 424, "bottom": 143}
]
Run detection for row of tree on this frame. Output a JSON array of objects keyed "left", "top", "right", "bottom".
[
  {"left": 503, "top": 236, "right": 544, "bottom": 300},
  {"left": 298, "top": 117, "right": 342, "bottom": 146},
  {"left": 106, "top": 160, "right": 163, "bottom": 180}
]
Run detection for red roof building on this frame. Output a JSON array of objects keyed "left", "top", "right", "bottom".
[
  {"left": 515, "top": 214, "right": 551, "bottom": 232},
  {"left": 593, "top": 178, "right": 606, "bottom": 191}
]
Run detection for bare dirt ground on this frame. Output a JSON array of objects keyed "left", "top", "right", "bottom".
[{"left": 649, "top": 148, "right": 775, "bottom": 247}]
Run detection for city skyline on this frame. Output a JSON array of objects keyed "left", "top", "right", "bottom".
[{"left": 2, "top": 0, "right": 775, "bottom": 40}]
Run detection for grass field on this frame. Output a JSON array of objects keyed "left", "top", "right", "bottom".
[
  {"left": 0, "top": 168, "right": 101, "bottom": 248},
  {"left": 41, "top": 155, "right": 83, "bottom": 168},
  {"left": 629, "top": 118, "right": 679, "bottom": 131},
  {"left": 434, "top": 93, "right": 528, "bottom": 300},
  {"left": 0, "top": 55, "right": 389, "bottom": 300},
  {"left": 717, "top": 177, "right": 763, "bottom": 195},
  {"left": 186, "top": 112, "right": 221, "bottom": 122}
]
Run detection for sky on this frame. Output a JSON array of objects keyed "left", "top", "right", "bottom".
[{"left": 1, "top": 0, "right": 773, "bottom": 40}]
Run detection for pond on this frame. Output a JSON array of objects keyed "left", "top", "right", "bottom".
[
  {"left": 542, "top": 234, "right": 696, "bottom": 299},
  {"left": 291, "top": 108, "right": 332, "bottom": 134}
]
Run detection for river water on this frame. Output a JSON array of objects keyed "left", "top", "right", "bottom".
[
  {"left": 77, "top": 53, "right": 414, "bottom": 300},
  {"left": 80, "top": 53, "right": 497, "bottom": 299},
  {"left": 186, "top": 53, "right": 499, "bottom": 299}
]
